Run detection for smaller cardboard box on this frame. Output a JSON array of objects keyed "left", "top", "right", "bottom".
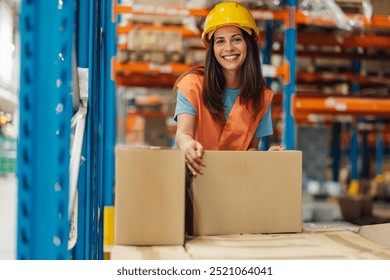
[
  {"left": 114, "top": 146, "right": 185, "bottom": 245},
  {"left": 191, "top": 151, "right": 302, "bottom": 236}
]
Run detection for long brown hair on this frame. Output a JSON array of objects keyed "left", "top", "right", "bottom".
[{"left": 173, "top": 30, "right": 265, "bottom": 124}]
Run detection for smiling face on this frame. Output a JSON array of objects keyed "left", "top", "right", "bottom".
[{"left": 213, "top": 25, "right": 247, "bottom": 77}]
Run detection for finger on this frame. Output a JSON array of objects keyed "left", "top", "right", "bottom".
[
  {"left": 190, "top": 157, "right": 205, "bottom": 174},
  {"left": 195, "top": 142, "right": 204, "bottom": 158},
  {"left": 186, "top": 152, "right": 203, "bottom": 175},
  {"left": 186, "top": 159, "right": 199, "bottom": 176},
  {"left": 195, "top": 147, "right": 205, "bottom": 166},
  {"left": 187, "top": 158, "right": 203, "bottom": 175}
]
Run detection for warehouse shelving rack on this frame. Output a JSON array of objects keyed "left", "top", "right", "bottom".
[
  {"left": 16, "top": 0, "right": 390, "bottom": 259},
  {"left": 17, "top": 0, "right": 116, "bottom": 259}
]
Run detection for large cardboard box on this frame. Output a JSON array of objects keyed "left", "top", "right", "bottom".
[
  {"left": 191, "top": 151, "right": 302, "bottom": 236},
  {"left": 114, "top": 146, "right": 185, "bottom": 245}
]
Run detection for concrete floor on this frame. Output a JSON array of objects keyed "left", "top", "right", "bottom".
[{"left": 0, "top": 175, "right": 17, "bottom": 260}]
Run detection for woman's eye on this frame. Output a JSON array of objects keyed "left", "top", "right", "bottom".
[
  {"left": 232, "top": 37, "right": 242, "bottom": 43},
  {"left": 215, "top": 39, "right": 224, "bottom": 45}
]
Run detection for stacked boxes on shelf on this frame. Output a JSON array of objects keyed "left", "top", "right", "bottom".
[
  {"left": 371, "top": 0, "right": 390, "bottom": 15},
  {"left": 117, "top": 88, "right": 173, "bottom": 147}
]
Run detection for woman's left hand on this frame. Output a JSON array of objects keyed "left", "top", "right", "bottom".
[{"left": 268, "top": 145, "right": 285, "bottom": 151}]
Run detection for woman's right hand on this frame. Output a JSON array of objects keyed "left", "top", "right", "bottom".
[
  {"left": 176, "top": 113, "right": 206, "bottom": 176},
  {"left": 181, "top": 139, "right": 205, "bottom": 176}
]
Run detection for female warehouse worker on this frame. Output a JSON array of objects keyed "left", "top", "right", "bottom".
[{"left": 174, "top": 1, "right": 284, "bottom": 176}]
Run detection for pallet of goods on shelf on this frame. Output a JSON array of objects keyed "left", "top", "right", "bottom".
[
  {"left": 117, "top": 29, "right": 185, "bottom": 64},
  {"left": 121, "top": 0, "right": 188, "bottom": 24},
  {"left": 118, "top": 87, "right": 175, "bottom": 147},
  {"left": 335, "top": 0, "right": 372, "bottom": 14},
  {"left": 371, "top": 0, "right": 390, "bottom": 15}
]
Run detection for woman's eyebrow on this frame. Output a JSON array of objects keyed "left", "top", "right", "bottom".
[{"left": 215, "top": 33, "right": 242, "bottom": 40}]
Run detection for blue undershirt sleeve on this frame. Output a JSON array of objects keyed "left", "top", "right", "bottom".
[
  {"left": 254, "top": 105, "right": 273, "bottom": 138},
  {"left": 173, "top": 89, "right": 196, "bottom": 122}
]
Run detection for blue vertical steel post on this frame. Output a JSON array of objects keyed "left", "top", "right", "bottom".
[
  {"left": 282, "top": 0, "right": 297, "bottom": 150},
  {"left": 17, "top": 0, "right": 74, "bottom": 259},
  {"left": 262, "top": 21, "right": 273, "bottom": 87},
  {"left": 86, "top": 0, "right": 103, "bottom": 260},
  {"left": 76, "top": 0, "right": 90, "bottom": 68},
  {"left": 331, "top": 122, "right": 341, "bottom": 181},
  {"left": 73, "top": 0, "right": 104, "bottom": 260},
  {"left": 361, "top": 130, "right": 370, "bottom": 178},
  {"left": 98, "top": 0, "right": 117, "bottom": 258},
  {"left": 348, "top": 59, "right": 360, "bottom": 194},
  {"left": 348, "top": 128, "right": 360, "bottom": 194},
  {"left": 72, "top": 0, "right": 90, "bottom": 260},
  {"left": 260, "top": 21, "right": 273, "bottom": 151},
  {"left": 101, "top": 0, "right": 116, "bottom": 212},
  {"left": 376, "top": 128, "right": 384, "bottom": 183}
]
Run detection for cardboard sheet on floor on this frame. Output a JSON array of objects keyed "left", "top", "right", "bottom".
[
  {"left": 110, "top": 245, "right": 191, "bottom": 260},
  {"left": 184, "top": 229, "right": 390, "bottom": 259}
]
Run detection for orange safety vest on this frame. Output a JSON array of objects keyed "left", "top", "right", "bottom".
[{"left": 177, "top": 73, "right": 274, "bottom": 150}]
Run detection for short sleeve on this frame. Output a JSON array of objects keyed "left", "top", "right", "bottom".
[
  {"left": 254, "top": 105, "right": 273, "bottom": 138},
  {"left": 173, "top": 89, "right": 196, "bottom": 122}
]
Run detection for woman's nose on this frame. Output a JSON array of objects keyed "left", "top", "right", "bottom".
[{"left": 225, "top": 40, "right": 234, "bottom": 51}]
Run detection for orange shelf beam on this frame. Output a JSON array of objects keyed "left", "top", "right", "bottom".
[
  {"left": 357, "top": 14, "right": 390, "bottom": 29},
  {"left": 117, "top": 24, "right": 201, "bottom": 38},
  {"left": 293, "top": 94, "right": 390, "bottom": 119},
  {"left": 115, "top": 73, "right": 179, "bottom": 88},
  {"left": 113, "top": 60, "right": 200, "bottom": 87},
  {"left": 113, "top": 60, "right": 196, "bottom": 74},
  {"left": 113, "top": 63, "right": 285, "bottom": 87},
  {"left": 296, "top": 71, "right": 390, "bottom": 85},
  {"left": 296, "top": 32, "right": 390, "bottom": 49}
]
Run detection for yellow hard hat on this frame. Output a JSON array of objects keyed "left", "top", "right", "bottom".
[{"left": 202, "top": 1, "right": 259, "bottom": 46}]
